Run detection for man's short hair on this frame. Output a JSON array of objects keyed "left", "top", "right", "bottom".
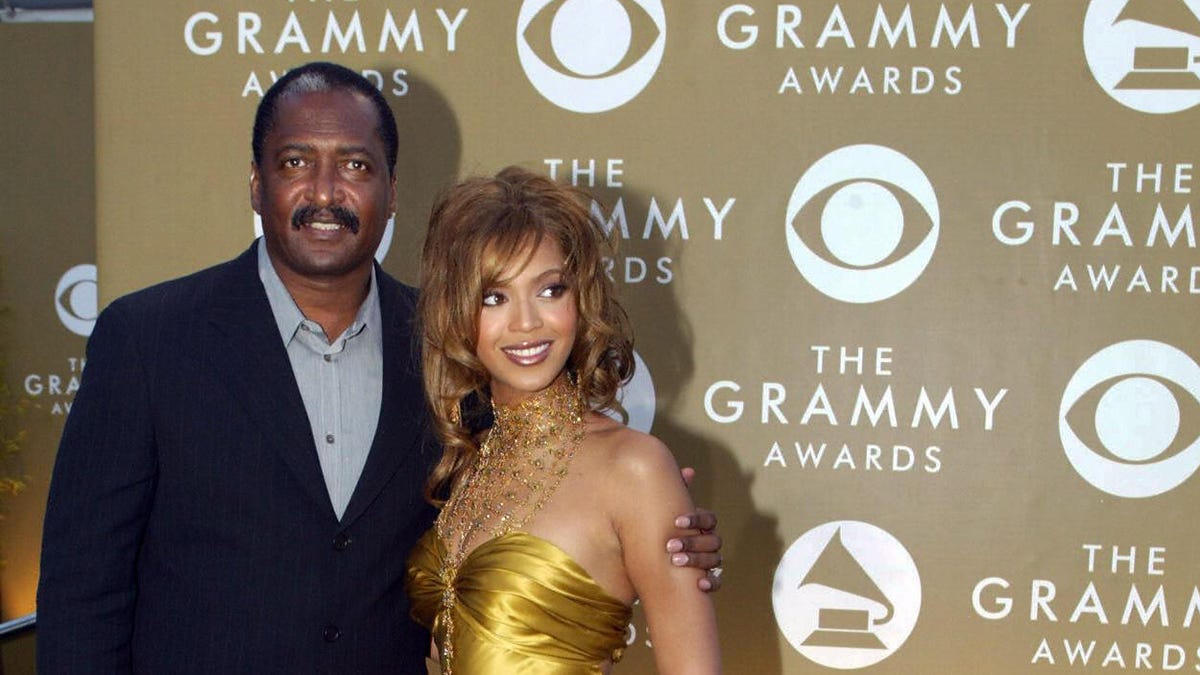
[{"left": 252, "top": 61, "right": 399, "bottom": 177}]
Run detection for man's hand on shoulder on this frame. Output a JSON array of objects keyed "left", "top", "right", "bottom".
[{"left": 670, "top": 467, "right": 723, "bottom": 592}]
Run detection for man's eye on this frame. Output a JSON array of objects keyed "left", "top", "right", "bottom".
[
  {"left": 283, "top": 158, "right": 304, "bottom": 168},
  {"left": 347, "top": 160, "right": 368, "bottom": 171}
]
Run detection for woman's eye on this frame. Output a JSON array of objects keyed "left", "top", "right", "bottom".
[
  {"left": 482, "top": 291, "right": 505, "bottom": 307},
  {"left": 540, "top": 283, "right": 568, "bottom": 298}
]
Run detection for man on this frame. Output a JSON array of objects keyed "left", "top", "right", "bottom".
[{"left": 37, "top": 62, "right": 719, "bottom": 673}]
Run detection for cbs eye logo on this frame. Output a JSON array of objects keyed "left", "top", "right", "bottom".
[
  {"left": 253, "top": 214, "right": 394, "bottom": 263},
  {"left": 785, "top": 144, "right": 939, "bottom": 304},
  {"left": 772, "top": 521, "right": 921, "bottom": 669},
  {"left": 604, "top": 350, "right": 656, "bottom": 433},
  {"left": 1083, "top": 0, "right": 1200, "bottom": 114},
  {"left": 516, "top": 0, "right": 667, "bottom": 113},
  {"left": 55, "top": 264, "right": 98, "bottom": 337},
  {"left": 1059, "top": 340, "right": 1200, "bottom": 498}
]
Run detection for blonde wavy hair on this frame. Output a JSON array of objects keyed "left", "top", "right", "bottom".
[{"left": 419, "top": 166, "right": 634, "bottom": 504}]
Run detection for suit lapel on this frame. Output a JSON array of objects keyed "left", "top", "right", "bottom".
[
  {"left": 206, "top": 245, "right": 334, "bottom": 519},
  {"left": 340, "top": 272, "right": 429, "bottom": 527}
]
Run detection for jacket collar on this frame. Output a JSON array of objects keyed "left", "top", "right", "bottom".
[{"left": 206, "top": 242, "right": 429, "bottom": 525}]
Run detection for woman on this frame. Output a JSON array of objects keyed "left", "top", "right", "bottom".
[{"left": 407, "top": 166, "right": 721, "bottom": 674}]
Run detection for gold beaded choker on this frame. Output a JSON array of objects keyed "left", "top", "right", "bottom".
[{"left": 433, "top": 374, "right": 586, "bottom": 674}]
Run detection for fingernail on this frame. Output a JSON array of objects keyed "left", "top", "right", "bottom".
[
  {"left": 674, "top": 516, "right": 690, "bottom": 528},
  {"left": 671, "top": 553, "right": 688, "bottom": 566},
  {"left": 699, "top": 579, "right": 713, "bottom": 591},
  {"left": 666, "top": 539, "right": 682, "bottom": 553}
]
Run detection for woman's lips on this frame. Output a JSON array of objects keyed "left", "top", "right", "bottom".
[{"left": 501, "top": 340, "right": 552, "bottom": 366}]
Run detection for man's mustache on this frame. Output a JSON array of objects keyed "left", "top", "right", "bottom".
[{"left": 291, "top": 204, "right": 360, "bottom": 234}]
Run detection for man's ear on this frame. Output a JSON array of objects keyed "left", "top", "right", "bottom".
[
  {"left": 250, "top": 162, "right": 262, "bottom": 215},
  {"left": 387, "top": 174, "right": 398, "bottom": 218}
]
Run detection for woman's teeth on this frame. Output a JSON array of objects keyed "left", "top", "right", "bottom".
[{"left": 504, "top": 343, "right": 549, "bottom": 358}]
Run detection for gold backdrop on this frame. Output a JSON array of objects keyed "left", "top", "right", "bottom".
[
  {"left": 35, "top": 1, "right": 1200, "bottom": 672},
  {"left": 0, "top": 21, "right": 94, "bottom": 623}
]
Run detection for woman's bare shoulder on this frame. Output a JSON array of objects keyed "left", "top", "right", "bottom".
[{"left": 585, "top": 413, "right": 680, "bottom": 484}]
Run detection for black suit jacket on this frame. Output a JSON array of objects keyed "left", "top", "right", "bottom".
[{"left": 37, "top": 243, "right": 437, "bottom": 674}]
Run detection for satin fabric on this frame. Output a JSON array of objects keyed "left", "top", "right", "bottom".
[{"left": 407, "top": 529, "right": 632, "bottom": 673}]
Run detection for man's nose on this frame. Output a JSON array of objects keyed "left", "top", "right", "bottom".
[{"left": 306, "top": 161, "right": 342, "bottom": 207}]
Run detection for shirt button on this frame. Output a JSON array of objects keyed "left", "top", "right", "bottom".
[
  {"left": 300, "top": 324, "right": 310, "bottom": 332},
  {"left": 323, "top": 625, "right": 341, "bottom": 643},
  {"left": 323, "top": 354, "right": 332, "bottom": 362},
  {"left": 325, "top": 434, "right": 335, "bottom": 444},
  {"left": 333, "top": 533, "right": 352, "bottom": 551}
]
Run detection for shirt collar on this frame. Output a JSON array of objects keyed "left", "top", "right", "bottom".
[{"left": 256, "top": 237, "right": 380, "bottom": 345}]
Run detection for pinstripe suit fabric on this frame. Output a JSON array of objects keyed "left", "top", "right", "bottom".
[{"left": 37, "top": 243, "right": 437, "bottom": 674}]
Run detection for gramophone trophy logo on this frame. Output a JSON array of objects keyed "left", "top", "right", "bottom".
[
  {"left": 772, "top": 521, "right": 921, "bottom": 669},
  {"left": 1084, "top": 0, "right": 1200, "bottom": 113}
]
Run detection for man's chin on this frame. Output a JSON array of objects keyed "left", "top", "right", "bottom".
[
  {"left": 269, "top": 248, "right": 374, "bottom": 281},
  {"left": 295, "top": 257, "right": 373, "bottom": 279}
]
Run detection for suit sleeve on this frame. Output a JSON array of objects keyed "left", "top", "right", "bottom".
[{"left": 37, "top": 299, "right": 158, "bottom": 674}]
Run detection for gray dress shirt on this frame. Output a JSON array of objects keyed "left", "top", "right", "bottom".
[{"left": 257, "top": 238, "right": 383, "bottom": 520}]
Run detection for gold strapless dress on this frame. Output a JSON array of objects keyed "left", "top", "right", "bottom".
[{"left": 406, "top": 529, "right": 632, "bottom": 674}]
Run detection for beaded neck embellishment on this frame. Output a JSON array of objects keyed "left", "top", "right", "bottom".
[{"left": 433, "top": 374, "right": 586, "bottom": 674}]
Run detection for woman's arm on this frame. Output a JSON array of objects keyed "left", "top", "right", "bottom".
[{"left": 612, "top": 435, "right": 721, "bottom": 674}]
